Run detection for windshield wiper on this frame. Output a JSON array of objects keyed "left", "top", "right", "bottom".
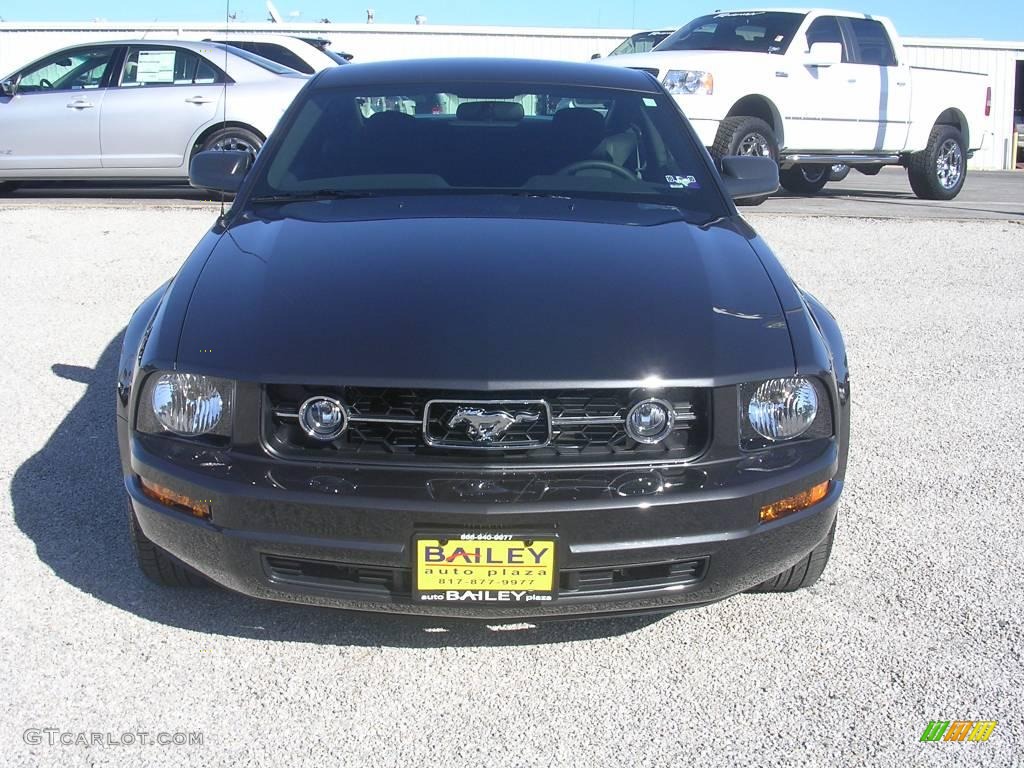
[{"left": 249, "top": 190, "right": 381, "bottom": 204}]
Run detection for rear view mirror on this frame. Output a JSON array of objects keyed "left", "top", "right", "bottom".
[
  {"left": 720, "top": 156, "right": 779, "bottom": 201},
  {"left": 805, "top": 42, "right": 843, "bottom": 67},
  {"left": 189, "top": 150, "right": 253, "bottom": 193}
]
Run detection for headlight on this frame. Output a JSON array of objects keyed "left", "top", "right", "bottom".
[
  {"left": 137, "top": 372, "right": 234, "bottom": 438},
  {"left": 298, "top": 396, "right": 348, "bottom": 442},
  {"left": 742, "top": 378, "right": 832, "bottom": 446},
  {"left": 663, "top": 70, "right": 714, "bottom": 95},
  {"left": 625, "top": 398, "right": 675, "bottom": 444}
]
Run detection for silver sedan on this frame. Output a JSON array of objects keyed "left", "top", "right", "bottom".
[{"left": 0, "top": 39, "right": 309, "bottom": 191}]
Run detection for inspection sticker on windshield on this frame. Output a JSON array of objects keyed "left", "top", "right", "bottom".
[{"left": 666, "top": 175, "right": 701, "bottom": 189}]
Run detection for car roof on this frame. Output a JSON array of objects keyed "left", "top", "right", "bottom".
[{"left": 313, "top": 57, "right": 661, "bottom": 92}]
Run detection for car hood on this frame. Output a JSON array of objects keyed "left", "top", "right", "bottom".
[
  {"left": 177, "top": 202, "right": 794, "bottom": 387},
  {"left": 597, "top": 49, "right": 772, "bottom": 77}
]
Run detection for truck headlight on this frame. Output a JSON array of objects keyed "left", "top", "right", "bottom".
[
  {"left": 741, "top": 378, "right": 832, "bottom": 448},
  {"left": 663, "top": 70, "right": 714, "bottom": 95},
  {"left": 137, "top": 372, "right": 234, "bottom": 438}
]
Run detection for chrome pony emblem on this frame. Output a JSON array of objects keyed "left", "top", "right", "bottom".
[{"left": 446, "top": 408, "right": 540, "bottom": 443}]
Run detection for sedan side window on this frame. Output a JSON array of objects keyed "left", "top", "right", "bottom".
[
  {"left": 120, "top": 47, "right": 224, "bottom": 88},
  {"left": 16, "top": 47, "right": 116, "bottom": 93},
  {"left": 805, "top": 16, "right": 849, "bottom": 62}
]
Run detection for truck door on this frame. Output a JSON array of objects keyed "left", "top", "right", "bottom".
[
  {"left": 785, "top": 15, "right": 864, "bottom": 150},
  {"left": 842, "top": 17, "right": 911, "bottom": 151}
]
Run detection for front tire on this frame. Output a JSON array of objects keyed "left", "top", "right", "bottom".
[
  {"left": 749, "top": 518, "right": 837, "bottom": 593},
  {"left": 711, "top": 115, "right": 780, "bottom": 206},
  {"left": 907, "top": 125, "right": 967, "bottom": 200},
  {"left": 129, "top": 507, "right": 206, "bottom": 587},
  {"left": 779, "top": 164, "right": 830, "bottom": 195}
]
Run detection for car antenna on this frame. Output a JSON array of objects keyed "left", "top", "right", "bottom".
[{"left": 220, "top": 0, "right": 231, "bottom": 219}]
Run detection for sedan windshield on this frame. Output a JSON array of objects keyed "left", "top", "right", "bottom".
[
  {"left": 658, "top": 12, "right": 806, "bottom": 55},
  {"left": 252, "top": 82, "right": 724, "bottom": 216}
]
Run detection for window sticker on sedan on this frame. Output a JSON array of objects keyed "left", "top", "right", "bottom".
[{"left": 136, "top": 50, "right": 176, "bottom": 84}]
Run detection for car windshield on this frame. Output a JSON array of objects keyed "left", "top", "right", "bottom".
[
  {"left": 251, "top": 82, "right": 724, "bottom": 216},
  {"left": 610, "top": 32, "right": 672, "bottom": 56},
  {"left": 205, "top": 42, "right": 297, "bottom": 75},
  {"left": 658, "top": 11, "right": 806, "bottom": 55}
]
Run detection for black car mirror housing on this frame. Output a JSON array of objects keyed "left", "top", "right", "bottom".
[
  {"left": 189, "top": 150, "right": 253, "bottom": 194},
  {"left": 720, "top": 156, "right": 780, "bottom": 201}
]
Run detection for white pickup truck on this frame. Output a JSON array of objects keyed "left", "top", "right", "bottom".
[{"left": 600, "top": 8, "right": 992, "bottom": 200}]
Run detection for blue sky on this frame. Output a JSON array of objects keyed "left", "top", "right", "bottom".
[{"left": 0, "top": 1, "right": 1018, "bottom": 40}]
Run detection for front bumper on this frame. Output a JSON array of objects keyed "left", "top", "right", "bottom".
[{"left": 123, "top": 425, "right": 841, "bottom": 619}]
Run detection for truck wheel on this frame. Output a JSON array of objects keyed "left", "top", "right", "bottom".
[
  {"left": 779, "top": 164, "right": 830, "bottom": 195},
  {"left": 907, "top": 125, "right": 967, "bottom": 200},
  {"left": 129, "top": 506, "right": 206, "bottom": 587},
  {"left": 711, "top": 116, "right": 779, "bottom": 205},
  {"left": 749, "top": 518, "right": 836, "bottom": 593},
  {"left": 829, "top": 163, "right": 850, "bottom": 182}
]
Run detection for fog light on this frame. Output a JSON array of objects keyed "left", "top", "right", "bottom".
[
  {"left": 299, "top": 396, "right": 348, "bottom": 441},
  {"left": 140, "top": 478, "right": 211, "bottom": 519},
  {"left": 625, "top": 398, "right": 675, "bottom": 444},
  {"left": 760, "top": 481, "right": 830, "bottom": 523}
]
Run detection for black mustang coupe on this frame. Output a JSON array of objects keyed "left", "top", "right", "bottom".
[{"left": 116, "top": 58, "right": 850, "bottom": 618}]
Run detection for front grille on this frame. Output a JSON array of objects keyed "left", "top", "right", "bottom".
[
  {"left": 262, "top": 554, "right": 708, "bottom": 598},
  {"left": 264, "top": 385, "right": 709, "bottom": 465}
]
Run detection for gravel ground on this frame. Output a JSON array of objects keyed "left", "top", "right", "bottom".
[{"left": 0, "top": 205, "right": 1021, "bottom": 767}]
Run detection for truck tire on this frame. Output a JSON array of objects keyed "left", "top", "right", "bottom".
[
  {"left": 711, "top": 116, "right": 779, "bottom": 206},
  {"left": 907, "top": 125, "right": 967, "bottom": 200},
  {"left": 129, "top": 506, "right": 207, "bottom": 587},
  {"left": 779, "top": 164, "right": 830, "bottom": 195},
  {"left": 749, "top": 518, "right": 837, "bottom": 593},
  {"left": 829, "top": 163, "right": 850, "bottom": 182}
]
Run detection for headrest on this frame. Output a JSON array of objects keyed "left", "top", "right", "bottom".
[
  {"left": 551, "top": 108, "right": 606, "bottom": 153},
  {"left": 456, "top": 101, "right": 525, "bottom": 122},
  {"left": 366, "top": 110, "right": 416, "bottom": 131},
  {"left": 552, "top": 108, "right": 605, "bottom": 138}
]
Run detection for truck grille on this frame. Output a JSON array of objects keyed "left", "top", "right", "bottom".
[{"left": 264, "top": 385, "right": 708, "bottom": 465}]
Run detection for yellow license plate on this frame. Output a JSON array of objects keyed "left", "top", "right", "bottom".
[{"left": 413, "top": 535, "right": 557, "bottom": 604}]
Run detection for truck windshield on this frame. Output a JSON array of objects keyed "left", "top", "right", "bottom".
[
  {"left": 658, "top": 11, "right": 806, "bottom": 55},
  {"left": 249, "top": 82, "right": 726, "bottom": 217}
]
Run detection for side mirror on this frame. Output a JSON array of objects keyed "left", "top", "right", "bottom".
[
  {"left": 805, "top": 42, "right": 843, "bottom": 67},
  {"left": 591, "top": 53, "right": 603, "bottom": 60},
  {"left": 189, "top": 149, "right": 253, "bottom": 193},
  {"left": 720, "top": 156, "right": 779, "bottom": 201},
  {"left": 1, "top": 77, "right": 20, "bottom": 97}
]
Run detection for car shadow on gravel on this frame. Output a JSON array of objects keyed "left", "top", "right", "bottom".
[{"left": 11, "top": 333, "right": 664, "bottom": 648}]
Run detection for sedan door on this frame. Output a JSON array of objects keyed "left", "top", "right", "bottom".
[
  {"left": 100, "top": 45, "right": 225, "bottom": 170},
  {"left": 0, "top": 46, "right": 118, "bottom": 172}
]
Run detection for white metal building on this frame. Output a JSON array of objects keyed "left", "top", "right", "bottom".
[{"left": 1, "top": 21, "right": 1022, "bottom": 169}]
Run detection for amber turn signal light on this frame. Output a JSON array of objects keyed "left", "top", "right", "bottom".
[
  {"left": 760, "top": 481, "right": 830, "bottom": 523},
  {"left": 140, "top": 478, "right": 211, "bottom": 520}
]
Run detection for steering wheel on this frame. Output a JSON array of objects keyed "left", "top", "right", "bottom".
[
  {"left": 557, "top": 160, "right": 636, "bottom": 182},
  {"left": 39, "top": 78, "right": 54, "bottom": 89}
]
